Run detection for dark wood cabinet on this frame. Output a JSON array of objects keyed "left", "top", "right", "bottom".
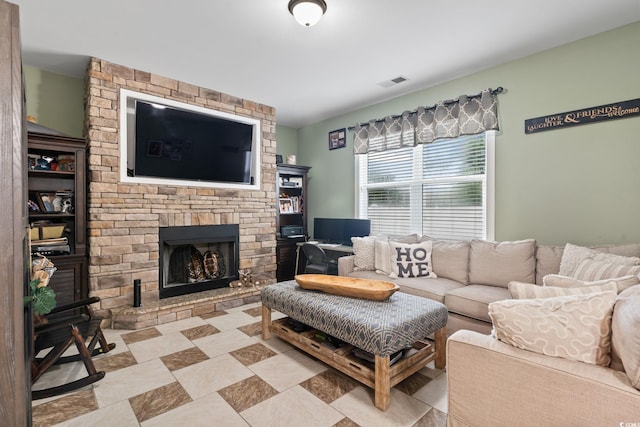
[
  {"left": 27, "top": 127, "right": 88, "bottom": 304},
  {"left": 276, "top": 164, "right": 310, "bottom": 281}
]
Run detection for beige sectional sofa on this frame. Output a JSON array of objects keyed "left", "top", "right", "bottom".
[
  {"left": 338, "top": 236, "right": 640, "bottom": 425},
  {"left": 337, "top": 237, "right": 640, "bottom": 335}
]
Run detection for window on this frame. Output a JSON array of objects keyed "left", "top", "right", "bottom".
[{"left": 356, "top": 131, "right": 494, "bottom": 240}]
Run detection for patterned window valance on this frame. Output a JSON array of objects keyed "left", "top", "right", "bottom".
[{"left": 352, "top": 88, "right": 501, "bottom": 154}]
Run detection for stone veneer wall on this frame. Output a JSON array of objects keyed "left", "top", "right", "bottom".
[{"left": 84, "top": 58, "right": 277, "bottom": 324}]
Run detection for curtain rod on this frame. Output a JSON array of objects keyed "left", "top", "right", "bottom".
[{"left": 347, "top": 87, "right": 504, "bottom": 131}]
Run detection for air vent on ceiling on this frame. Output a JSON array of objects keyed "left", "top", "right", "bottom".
[{"left": 378, "top": 76, "right": 408, "bottom": 88}]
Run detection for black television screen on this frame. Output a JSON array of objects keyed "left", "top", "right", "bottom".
[
  {"left": 313, "top": 218, "right": 371, "bottom": 246},
  {"left": 133, "top": 100, "right": 254, "bottom": 184}
]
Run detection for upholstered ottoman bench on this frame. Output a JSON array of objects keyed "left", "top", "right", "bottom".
[{"left": 261, "top": 279, "right": 448, "bottom": 410}]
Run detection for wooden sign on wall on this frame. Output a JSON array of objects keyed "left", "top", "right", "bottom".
[{"left": 525, "top": 98, "right": 640, "bottom": 134}]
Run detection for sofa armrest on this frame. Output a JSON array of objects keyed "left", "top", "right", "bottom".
[
  {"left": 446, "top": 330, "right": 640, "bottom": 427},
  {"left": 338, "top": 255, "right": 355, "bottom": 276}
]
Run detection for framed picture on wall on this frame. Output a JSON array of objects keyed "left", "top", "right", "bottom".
[{"left": 329, "top": 128, "right": 346, "bottom": 150}]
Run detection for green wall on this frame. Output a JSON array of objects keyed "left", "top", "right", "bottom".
[
  {"left": 24, "top": 23, "right": 640, "bottom": 246},
  {"left": 297, "top": 22, "right": 640, "bottom": 246},
  {"left": 23, "top": 65, "right": 85, "bottom": 138},
  {"left": 275, "top": 124, "right": 297, "bottom": 158}
]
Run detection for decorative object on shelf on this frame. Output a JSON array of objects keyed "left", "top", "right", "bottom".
[
  {"left": 286, "top": 154, "right": 296, "bottom": 165},
  {"left": 25, "top": 256, "right": 57, "bottom": 315},
  {"left": 203, "top": 249, "right": 225, "bottom": 279},
  {"left": 239, "top": 269, "right": 253, "bottom": 286},
  {"left": 288, "top": 0, "right": 327, "bottom": 27},
  {"left": 275, "top": 154, "right": 283, "bottom": 164},
  {"left": 329, "top": 128, "right": 346, "bottom": 150},
  {"left": 279, "top": 198, "right": 295, "bottom": 213}
]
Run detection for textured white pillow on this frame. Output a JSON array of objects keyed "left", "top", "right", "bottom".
[
  {"left": 611, "top": 285, "right": 640, "bottom": 390},
  {"left": 351, "top": 236, "right": 376, "bottom": 271},
  {"left": 489, "top": 291, "right": 616, "bottom": 366},
  {"left": 543, "top": 273, "right": 639, "bottom": 293},
  {"left": 572, "top": 260, "right": 640, "bottom": 283},
  {"left": 559, "top": 243, "right": 640, "bottom": 277},
  {"left": 508, "top": 281, "right": 617, "bottom": 299},
  {"left": 388, "top": 240, "right": 437, "bottom": 279},
  {"left": 374, "top": 234, "right": 420, "bottom": 275}
]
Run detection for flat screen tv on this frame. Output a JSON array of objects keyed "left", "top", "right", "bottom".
[
  {"left": 134, "top": 100, "right": 253, "bottom": 184},
  {"left": 313, "top": 218, "right": 371, "bottom": 246},
  {"left": 120, "top": 89, "right": 261, "bottom": 189}
]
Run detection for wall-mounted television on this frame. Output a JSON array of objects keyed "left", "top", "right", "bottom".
[
  {"left": 313, "top": 218, "right": 371, "bottom": 246},
  {"left": 120, "top": 89, "right": 261, "bottom": 190}
]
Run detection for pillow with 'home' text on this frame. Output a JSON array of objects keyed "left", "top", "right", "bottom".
[{"left": 388, "top": 240, "right": 437, "bottom": 279}]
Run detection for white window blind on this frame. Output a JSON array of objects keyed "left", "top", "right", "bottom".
[{"left": 357, "top": 132, "right": 494, "bottom": 240}]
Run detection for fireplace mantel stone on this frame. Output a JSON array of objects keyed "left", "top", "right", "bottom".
[
  {"left": 110, "top": 284, "right": 267, "bottom": 329},
  {"left": 85, "top": 57, "right": 277, "bottom": 326}
]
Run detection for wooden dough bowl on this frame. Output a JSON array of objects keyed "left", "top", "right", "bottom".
[{"left": 294, "top": 274, "right": 399, "bottom": 301}]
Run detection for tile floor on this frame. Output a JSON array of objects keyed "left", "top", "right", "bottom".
[{"left": 31, "top": 302, "right": 448, "bottom": 427}]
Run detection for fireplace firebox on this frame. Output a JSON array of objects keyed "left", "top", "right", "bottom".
[{"left": 159, "top": 224, "right": 239, "bottom": 299}]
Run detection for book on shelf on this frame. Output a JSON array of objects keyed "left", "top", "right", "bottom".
[
  {"left": 31, "top": 244, "right": 70, "bottom": 256},
  {"left": 31, "top": 237, "right": 70, "bottom": 255},
  {"left": 31, "top": 237, "right": 68, "bottom": 246}
]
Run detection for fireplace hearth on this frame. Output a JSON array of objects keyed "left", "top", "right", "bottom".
[{"left": 159, "top": 224, "right": 239, "bottom": 299}]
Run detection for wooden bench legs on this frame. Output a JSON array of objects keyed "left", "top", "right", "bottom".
[
  {"left": 261, "top": 304, "right": 272, "bottom": 340},
  {"left": 434, "top": 326, "right": 446, "bottom": 369}
]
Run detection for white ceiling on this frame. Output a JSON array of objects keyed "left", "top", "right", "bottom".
[{"left": 11, "top": 0, "right": 640, "bottom": 128}]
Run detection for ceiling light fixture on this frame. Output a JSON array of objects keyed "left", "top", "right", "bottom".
[{"left": 288, "top": 0, "right": 327, "bottom": 27}]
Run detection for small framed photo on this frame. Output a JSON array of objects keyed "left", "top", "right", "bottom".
[
  {"left": 279, "top": 198, "right": 294, "bottom": 213},
  {"left": 37, "top": 192, "right": 63, "bottom": 213},
  {"left": 329, "top": 128, "right": 346, "bottom": 150},
  {"left": 275, "top": 154, "right": 283, "bottom": 164}
]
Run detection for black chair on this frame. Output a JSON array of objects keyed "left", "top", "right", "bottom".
[
  {"left": 301, "top": 243, "right": 338, "bottom": 275},
  {"left": 31, "top": 297, "right": 116, "bottom": 400}
]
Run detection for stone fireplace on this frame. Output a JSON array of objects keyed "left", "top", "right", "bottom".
[
  {"left": 84, "top": 58, "right": 277, "bottom": 328},
  {"left": 159, "top": 224, "right": 239, "bottom": 299}
]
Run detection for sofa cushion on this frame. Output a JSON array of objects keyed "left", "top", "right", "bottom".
[
  {"left": 611, "top": 285, "right": 640, "bottom": 389},
  {"left": 558, "top": 243, "right": 640, "bottom": 277},
  {"left": 374, "top": 234, "right": 420, "bottom": 275},
  {"left": 422, "top": 238, "right": 470, "bottom": 285},
  {"left": 508, "top": 281, "right": 617, "bottom": 299},
  {"left": 489, "top": 291, "right": 617, "bottom": 366},
  {"left": 388, "top": 240, "right": 436, "bottom": 279},
  {"left": 535, "top": 245, "right": 564, "bottom": 285},
  {"left": 543, "top": 274, "right": 640, "bottom": 293},
  {"left": 468, "top": 239, "right": 536, "bottom": 288},
  {"left": 445, "top": 285, "right": 511, "bottom": 323},
  {"left": 395, "top": 276, "right": 465, "bottom": 304},
  {"left": 351, "top": 235, "right": 377, "bottom": 271}
]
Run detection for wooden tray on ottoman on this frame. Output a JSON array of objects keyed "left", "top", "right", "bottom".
[{"left": 294, "top": 274, "right": 399, "bottom": 300}]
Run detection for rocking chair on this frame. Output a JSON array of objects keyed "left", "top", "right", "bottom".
[{"left": 31, "top": 296, "right": 116, "bottom": 400}]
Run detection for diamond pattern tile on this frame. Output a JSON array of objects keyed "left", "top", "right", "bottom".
[{"left": 31, "top": 304, "right": 448, "bottom": 427}]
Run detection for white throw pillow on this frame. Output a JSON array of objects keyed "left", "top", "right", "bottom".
[
  {"left": 542, "top": 273, "right": 639, "bottom": 293},
  {"left": 351, "top": 236, "right": 376, "bottom": 271},
  {"left": 388, "top": 240, "right": 437, "bottom": 279},
  {"left": 611, "top": 285, "right": 640, "bottom": 390},
  {"left": 508, "top": 281, "right": 617, "bottom": 299},
  {"left": 374, "top": 234, "right": 420, "bottom": 275},
  {"left": 559, "top": 243, "right": 640, "bottom": 277},
  {"left": 489, "top": 291, "right": 616, "bottom": 366},
  {"left": 571, "top": 259, "right": 640, "bottom": 283}
]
